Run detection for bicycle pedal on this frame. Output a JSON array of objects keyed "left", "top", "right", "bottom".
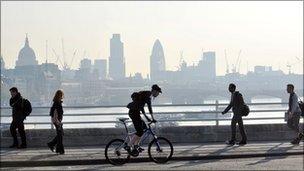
[
  {"left": 130, "top": 149, "right": 139, "bottom": 157},
  {"left": 138, "top": 147, "right": 144, "bottom": 152}
]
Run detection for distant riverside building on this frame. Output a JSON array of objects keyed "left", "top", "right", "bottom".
[
  {"left": 250, "top": 65, "right": 284, "bottom": 77},
  {"left": 200, "top": 51, "right": 216, "bottom": 80},
  {"left": 94, "top": 59, "right": 107, "bottom": 80},
  {"left": 15, "top": 34, "right": 38, "bottom": 67},
  {"left": 150, "top": 39, "right": 166, "bottom": 81},
  {"left": 254, "top": 66, "right": 272, "bottom": 74},
  {"left": 155, "top": 51, "right": 216, "bottom": 83},
  {"left": 80, "top": 58, "right": 92, "bottom": 70},
  {"left": 1, "top": 55, "right": 5, "bottom": 70},
  {"left": 109, "top": 34, "right": 125, "bottom": 80},
  {"left": 75, "top": 58, "right": 92, "bottom": 81}
]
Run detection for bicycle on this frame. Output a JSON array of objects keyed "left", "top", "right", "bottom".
[{"left": 105, "top": 117, "right": 174, "bottom": 165}]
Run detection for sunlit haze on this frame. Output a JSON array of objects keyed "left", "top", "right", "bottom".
[{"left": 1, "top": 1, "right": 303, "bottom": 76}]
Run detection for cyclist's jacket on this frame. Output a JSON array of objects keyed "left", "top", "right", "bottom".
[{"left": 127, "top": 91, "right": 153, "bottom": 114}]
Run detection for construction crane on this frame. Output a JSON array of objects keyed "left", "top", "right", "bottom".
[
  {"left": 231, "top": 50, "right": 242, "bottom": 73},
  {"left": 69, "top": 49, "right": 77, "bottom": 69},
  {"left": 286, "top": 57, "right": 303, "bottom": 74},
  {"left": 52, "top": 38, "right": 78, "bottom": 70},
  {"left": 52, "top": 48, "right": 64, "bottom": 69}
]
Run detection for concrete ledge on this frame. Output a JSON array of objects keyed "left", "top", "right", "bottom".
[{"left": 0, "top": 124, "right": 300, "bottom": 148}]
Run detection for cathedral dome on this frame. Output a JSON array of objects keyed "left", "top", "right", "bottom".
[{"left": 16, "top": 35, "right": 38, "bottom": 67}]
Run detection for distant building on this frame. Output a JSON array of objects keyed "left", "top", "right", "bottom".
[
  {"left": 1, "top": 55, "right": 5, "bottom": 70},
  {"left": 109, "top": 34, "right": 125, "bottom": 80},
  {"left": 254, "top": 66, "right": 272, "bottom": 74},
  {"left": 251, "top": 65, "right": 284, "bottom": 77},
  {"left": 75, "top": 58, "right": 92, "bottom": 81},
  {"left": 15, "top": 34, "right": 38, "bottom": 67},
  {"left": 5, "top": 63, "right": 61, "bottom": 104},
  {"left": 94, "top": 59, "right": 107, "bottom": 80},
  {"left": 200, "top": 51, "right": 216, "bottom": 80},
  {"left": 150, "top": 39, "right": 166, "bottom": 81},
  {"left": 80, "top": 58, "right": 92, "bottom": 70}
]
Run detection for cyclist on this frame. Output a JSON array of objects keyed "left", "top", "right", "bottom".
[{"left": 126, "top": 84, "right": 162, "bottom": 155}]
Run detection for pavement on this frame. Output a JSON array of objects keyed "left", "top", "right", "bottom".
[{"left": 1, "top": 141, "right": 303, "bottom": 167}]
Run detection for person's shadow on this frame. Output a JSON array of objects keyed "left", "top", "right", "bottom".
[
  {"left": 170, "top": 145, "right": 240, "bottom": 168},
  {"left": 29, "top": 153, "right": 58, "bottom": 161},
  {"left": 246, "top": 143, "right": 296, "bottom": 166}
]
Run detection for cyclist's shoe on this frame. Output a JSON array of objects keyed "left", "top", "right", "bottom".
[
  {"left": 124, "top": 146, "right": 132, "bottom": 154},
  {"left": 299, "top": 133, "right": 304, "bottom": 140},
  {"left": 291, "top": 137, "right": 301, "bottom": 145},
  {"left": 237, "top": 140, "right": 247, "bottom": 146},
  {"left": 134, "top": 145, "right": 144, "bottom": 153},
  {"left": 225, "top": 140, "right": 235, "bottom": 146}
]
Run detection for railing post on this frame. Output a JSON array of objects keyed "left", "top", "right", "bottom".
[
  {"left": 215, "top": 100, "right": 219, "bottom": 126},
  {"left": 51, "top": 119, "right": 54, "bottom": 130}
]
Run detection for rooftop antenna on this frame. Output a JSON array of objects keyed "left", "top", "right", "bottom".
[
  {"left": 61, "top": 38, "right": 67, "bottom": 70},
  {"left": 246, "top": 60, "right": 249, "bottom": 74},
  {"left": 83, "top": 50, "right": 87, "bottom": 60},
  {"left": 45, "top": 40, "right": 48, "bottom": 64},
  {"left": 286, "top": 62, "right": 291, "bottom": 75},
  {"left": 179, "top": 51, "right": 184, "bottom": 66},
  {"left": 224, "top": 49, "right": 229, "bottom": 74}
]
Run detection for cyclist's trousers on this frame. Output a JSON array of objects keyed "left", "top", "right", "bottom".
[{"left": 129, "top": 109, "right": 147, "bottom": 136}]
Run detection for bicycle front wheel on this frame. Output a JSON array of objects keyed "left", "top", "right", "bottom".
[
  {"left": 105, "top": 139, "right": 130, "bottom": 165},
  {"left": 148, "top": 137, "right": 173, "bottom": 163}
]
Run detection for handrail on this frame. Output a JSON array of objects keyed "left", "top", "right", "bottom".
[
  {"left": 0, "top": 102, "right": 293, "bottom": 129},
  {"left": 0, "top": 109, "right": 287, "bottom": 117},
  {"left": 0, "top": 102, "right": 288, "bottom": 110}
]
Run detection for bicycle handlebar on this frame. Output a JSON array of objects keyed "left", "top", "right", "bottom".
[{"left": 147, "top": 120, "right": 157, "bottom": 126}]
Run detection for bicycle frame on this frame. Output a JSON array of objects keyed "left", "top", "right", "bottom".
[{"left": 116, "top": 121, "right": 161, "bottom": 152}]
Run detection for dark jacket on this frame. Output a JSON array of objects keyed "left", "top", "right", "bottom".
[
  {"left": 9, "top": 93, "right": 25, "bottom": 121},
  {"left": 50, "top": 101, "right": 64, "bottom": 121},
  {"left": 127, "top": 91, "right": 153, "bottom": 114},
  {"left": 223, "top": 91, "right": 244, "bottom": 115}
]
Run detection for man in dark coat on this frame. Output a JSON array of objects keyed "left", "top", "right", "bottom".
[
  {"left": 222, "top": 83, "right": 247, "bottom": 146},
  {"left": 9, "top": 87, "right": 27, "bottom": 148}
]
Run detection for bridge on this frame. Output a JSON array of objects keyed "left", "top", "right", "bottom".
[
  {"left": 163, "top": 88, "right": 300, "bottom": 104},
  {"left": 0, "top": 102, "right": 303, "bottom": 169}
]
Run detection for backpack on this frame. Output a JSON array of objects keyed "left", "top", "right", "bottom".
[
  {"left": 242, "top": 104, "right": 250, "bottom": 116},
  {"left": 298, "top": 101, "right": 304, "bottom": 117},
  {"left": 235, "top": 92, "right": 250, "bottom": 116},
  {"left": 21, "top": 98, "right": 32, "bottom": 117},
  {"left": 131, "top": 92, "right": 140, "bottom": 102}
]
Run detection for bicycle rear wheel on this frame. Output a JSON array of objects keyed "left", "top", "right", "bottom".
[
  {"left": 148, "top": 137, "right": 173, "bottom": 163},
  {"left": 105, "top": 139, "right": 130, "bottom": 165}
]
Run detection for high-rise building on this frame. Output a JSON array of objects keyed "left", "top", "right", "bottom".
[
  {"left": 201, "top": 51, "right": 216, "bottom": 79},
  {"left": 150, "top": 39, "right": 166, "bottom": 81},
  {"left": 94, "top": 59, "right": 107, "bottom": 80},
  {"left": 109, "top": 34, "right": 125, "bottom": 80},
  {"left": 15, "top": 34, "right": 38, "bottom": 67}
]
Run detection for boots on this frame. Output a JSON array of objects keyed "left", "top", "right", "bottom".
[{"left": 9, "top": 142, "right": 18, "bottom": 148}]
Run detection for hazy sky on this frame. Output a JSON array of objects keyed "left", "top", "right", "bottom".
[{"left": 1, "top": 1, "right": 303, "bottom": 76}]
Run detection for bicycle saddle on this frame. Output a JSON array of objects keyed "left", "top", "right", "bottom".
[{"left": 118, "top": 118, "right": 129, "bottom": 122}]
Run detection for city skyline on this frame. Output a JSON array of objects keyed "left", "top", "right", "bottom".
[{"left": 1, "top": 1, "right": 303, "bottom": 77}]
